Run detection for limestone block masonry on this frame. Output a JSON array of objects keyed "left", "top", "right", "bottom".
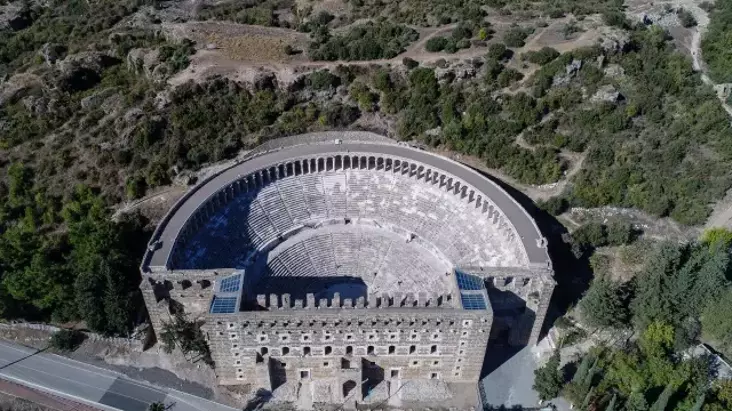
[{"left": 139, "top": 132, "right": 555, "bottom": 405}]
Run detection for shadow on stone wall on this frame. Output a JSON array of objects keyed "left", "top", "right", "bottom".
[
  {"left": 473, "top": 168, "right": 594, "bottom": 335},
  {"left": 473, "top": 168, "right": 593, "bottom": 380}
]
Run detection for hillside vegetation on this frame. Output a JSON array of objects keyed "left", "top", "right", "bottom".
[
  {"left": 542, "top": 233, "right": 732, "bottom": 410},
  {"left": 702, "top": 1, "right": 732, "bottom": 83},
  {"left": 0, "top": 0, "right": 732, "bottom": 338}
]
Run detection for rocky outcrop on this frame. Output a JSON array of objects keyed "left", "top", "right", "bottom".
[
  {"left": 21, "top": 95, "right": 49, "bottom": 115},
  {"left": 253, "top": 72, "right": 278, "bottom": 91},
  {"left": 599, "top": 30, "right": 630, "bottom": 54},
  {"left": 590, "top": 84, "right": 623, "bottom": 103},
  {"left": 553, "top": 59, "right": 583, "bottom": 87},
  {"left": 38, "top": 43, "right": 67, "bottom": 66},
  {"left": 604, "top": 64, "right": 625, "bottom": 78},
  {"left": 435, "top": 61, "right": 478, "bottom": 82},
  {"left": 80, "top": 87, "right": 119, "bottom": 110},
  {"left": 55, "top": 52, "right": 120, "bottom": 92},
  {"left": 0, "top": 73, "right": 44, "bottom": 106},
  {"left": 58, "top": 51, "right": 119, "bottom": 76},
  {"left": 126, "top": 48, "right": 165, "bottom": 80},
  {"left": 0, "top": 3, "right": 33, "bottom": 31}
]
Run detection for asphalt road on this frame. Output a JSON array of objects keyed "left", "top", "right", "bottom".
[{"left": 0, "top": 340, "right": 240, "bottom": 411}]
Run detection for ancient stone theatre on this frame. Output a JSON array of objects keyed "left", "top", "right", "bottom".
[{"left": 140, "top": 132, "right": 554, "bottom": 404}]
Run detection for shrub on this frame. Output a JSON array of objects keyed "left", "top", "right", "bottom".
[
  {"left": 572, "top": 222, "right": 608, "bottom": 248},
  {"left": 496, "top": 68, "right": 523, "bottom": 87},
  {"left": 537, "top": 197, "right": 568, "bottom": 215},
  {"left": 161, "top": 313, "right": 213, "bottom": 365},
  {"left": 486, "top": 43, "right": 508, "bottom": 60},
  {"left": 701, "top": 227, "right": 732, "bottom": 248},
  {"left": 606, "top": 220, "right": 636, "bottom": 246},
  {"left": 307, "top": 70, "right": 341, "bottom": 90},
  {"left": 125, "top": 175, "right": 146, "bottom": 199},
  {"left": 701, "top": 288, "right": 732, "bottom": 357},
  {"left": 425, "top": 36, "right": 449, "bottom": 52},
  {"left": 312, "top": 11, "right": 335, "bottom": 25},
  {"left": 309, "top": 21, "right": 418, "bottom": 61},
  {"left": 677, "top": 8, "right": 697, "bottom": 27},
  {"left": 503, "top": 26, "right": 530, "bottom": 47},
  {"left": 50, "top": 329, "right": 86, "bottom": 351},
  {"left": 699, "top": 2, "right": 715, "bottom": 12},
  {"left": 579, "top": 279, "right": 629, "bottom": 328},
  {"left": 451, "top": 24, "right": 473, "bottom": 41},
  {"left": 533, "top": 350, "right": 563, "bottom": 401},
  {"left": 402, "top": 57, "right": 419, "bottom": 69},
  {"left": 524, "top": 47, "right": 560, "bottom": 65},
  {"left": 149, "top": 403, "right": 166, "bottom": 411},
  {"left": 603, "top": 10, "right": 629, "bottom": 28}
]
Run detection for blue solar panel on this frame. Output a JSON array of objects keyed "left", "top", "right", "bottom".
[
  {"left": 455, "top": 272, "right": 484, "bottom": 290},
  {"left": 460, "top": 293, "right": 487, "bottom": 310},
  {"left": 210, "top": 296, "right": 238, "bottom": 313},
  {"left": 219, "top": 275, "right": 241, "bottom": 293}
]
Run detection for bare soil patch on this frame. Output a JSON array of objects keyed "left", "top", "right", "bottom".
[{"left": 165, "top": 21, "right": 310, "bottom": 62}]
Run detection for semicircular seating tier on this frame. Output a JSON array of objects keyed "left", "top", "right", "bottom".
[{"left": 163, "top": 150, "right": 541, "bottom": 279}]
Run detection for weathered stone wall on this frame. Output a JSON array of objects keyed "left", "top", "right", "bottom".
[
  {"left": 140, "top": 271, "right": 219, "bottom": 338},
  {"left": 481, "top": 270, "right": 555, "bottom": 346},
  {"left": 203, "top": 308, "right": 490, "bottom": 394}
]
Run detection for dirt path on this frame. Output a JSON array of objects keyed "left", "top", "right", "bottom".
[
  {"left": 406, "top": 24, "right": 459, "bottom": 55},
  {"left": 685, "top": 12, "right": 732, "bottom": 229},
  {"left": 170, "top": 16, "right": 605, "bottom": 86},
  {"left": 111, "top": 186, "right": 187, "bottom": 221},
  {"left": 691, "top": 29, "right": 732, "bottom": 116}
]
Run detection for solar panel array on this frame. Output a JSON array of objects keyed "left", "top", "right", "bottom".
[
  {"left": 460, "top": 292, "right": 487, "bottom": 310},
  {"left": 210, "top": 296, "right": 238, "bottom": 314},
  {"left": 219, "top": 274, "right": 241, "bottom": 293},
  {"left": 455, "top": 272, "right": 484, "bottom": 290}
]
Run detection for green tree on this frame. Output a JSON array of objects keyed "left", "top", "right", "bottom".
[
  {"left": 564, "top": 353, "right": 595, "bottom": 406},
  {"left": 650, "top": 383, "right": 674, "bottom": 411},
  {"left": 689, "top": 392, "right": 705, "bottom": 411},
  {"left": 425, "top": 36, "right": 449, "bottom": 52},
  {"left": 160, "top": 313, "right": 213, "bottom": 365},
  {"left": 50, "top": 329, "right": 85, "bottom": 351},
  {"left": 677, "top": 8, "right": 698, "bottom": 27},
  {"left": 533, "top": 349, "right": 563, "bottom": 401},
  {"left": 701, "top": 288, "right": 732, "bottom": 356},
  {"left": 537, "top": 197, "right": 568, "bottom": 216},
  {"left": 524, "top": 47, "right": 560, "bottom": 65},
  {"left": 606, "top": 220, "right": 634, "bottom": 246},
  {"left": 701, "top": 227, "right": 732, "bottom": 249},
  {"left": 148, "top": 402, "right": 166, "bottom": 411},
  {"left": 579, "top": 278, "right": 628, "bottom": 328},
  {"left": 701, "top": 1, "right": 732, "bottom": 82},
  {"left": 631, "top": 244, "right": 684, "bottom": 329},
  {"left": 605, "top": 393, "right": 617, "bottom": 411},
  {"left": 573, "top": 222, "right": 608, "bottom": 248},
  {"left": 486, "top": 43, "right": 508, "bottom": 60},
  {"left": 625, "top": 392, "right": 649, "bottom": 411},
  {"left": 503, "top": 26, "right": 530, "bottom": 47}
]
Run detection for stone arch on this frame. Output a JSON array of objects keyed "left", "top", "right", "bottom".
[{"left": 368, "top": 156, "right": 376, "bottom": 170}]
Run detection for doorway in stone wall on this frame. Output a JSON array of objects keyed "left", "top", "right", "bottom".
[{"left": 343, "top": 380, "right": 357, "bottom": 399}]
